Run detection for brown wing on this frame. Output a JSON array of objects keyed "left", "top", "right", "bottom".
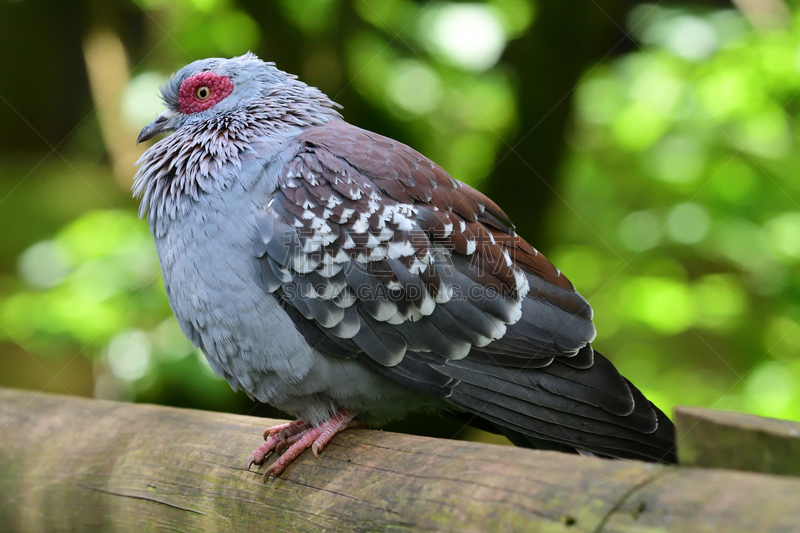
[
  {"left": 256, "top": 120, "right": 596, "bottom": 365},
  {"left": 297, "top": 120, "right": 583, "bottom": 298},
  {"left": 255, "top": 119, "right": 675, "bottom": 463}
]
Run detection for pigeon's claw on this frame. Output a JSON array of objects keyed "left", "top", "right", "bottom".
[
  {"left": 311, "top": 412, "right": 354, "bottom": 457},
  {"left": 246, "top": 419, "right": 312, "bottom": 471},
  {"left": 245, "top": 434, "right": 281, "bottom": 470},
  {"left": 264, "top": 419, "right": 310, "bottom": 441},
  {"left": 261, "top": 410, "right": 356, "bottom": 481},
  {"left": 278, "top": 421, "right": 310, "bottom": 442}
]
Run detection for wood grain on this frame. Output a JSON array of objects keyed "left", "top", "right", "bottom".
[
  {"left": 675, "top": 406, "right": 800, "bottom": 477},
  {"left": 1, "top": 388, "right": 799, "bottom": 532}
]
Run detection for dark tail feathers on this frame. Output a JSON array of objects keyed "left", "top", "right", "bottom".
[{"left": 443, "top": 348, "right": 677, "bottom": 464}]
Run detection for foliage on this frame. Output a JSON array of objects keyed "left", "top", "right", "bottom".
[{"left": 553, "top": 4, "right": 800, "bottom": 420}]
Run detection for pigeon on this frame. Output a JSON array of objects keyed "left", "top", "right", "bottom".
[{"left": 135, "top": 53, "right": 676, "bottom": 479}]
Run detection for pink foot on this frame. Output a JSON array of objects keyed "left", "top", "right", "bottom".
[
  {"left": 245, "top": 419, "right": 311, "bottom": 471},
  {"left": 260, "top": 410, "right": 356, "bottom": 481}
]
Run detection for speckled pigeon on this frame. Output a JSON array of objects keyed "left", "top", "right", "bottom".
[{"left": 135, "top": 53, "right": 676, "bottom": 479}]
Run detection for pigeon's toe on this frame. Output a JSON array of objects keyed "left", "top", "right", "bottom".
[
  {"left": 261, "top": 410, "right": 355, "bottom": 481},
  {"left": 246, "top": 419, "right": 311, "bottom": 471}
]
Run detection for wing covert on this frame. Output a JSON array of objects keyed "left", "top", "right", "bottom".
[{"left": 255, "top": 120, "right": 595, "bottom": 371}]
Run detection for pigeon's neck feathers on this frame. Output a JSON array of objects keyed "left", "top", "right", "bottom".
[
  {"left": 134, "top": 80, "right": 339, "bottom": 228},
  {"left": 256, "top": 79, "right": 341, "bottom": 128}
]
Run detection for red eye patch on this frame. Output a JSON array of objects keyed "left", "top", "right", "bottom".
[{"left": 177, "top": 72, "right": 234, "bottom": 114}]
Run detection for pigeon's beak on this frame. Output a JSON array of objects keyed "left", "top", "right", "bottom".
[{"left": 137, "top": 109, "right": 179, "bottom": 144}]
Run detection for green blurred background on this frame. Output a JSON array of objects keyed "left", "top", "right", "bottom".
[{"left": 1, "top": 0, "right": 799, "bottom": 443}]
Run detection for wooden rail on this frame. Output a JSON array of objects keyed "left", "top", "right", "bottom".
[
  {"left": 675, "top": 406, "right": 800, "bottom": 477},
  {"left": 1, "top": 387, "right": 800, "bottom": 532}
]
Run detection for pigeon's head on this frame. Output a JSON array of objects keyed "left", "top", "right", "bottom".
[{"left": 137, "top": 53, "right": 322, "bottom": 143}]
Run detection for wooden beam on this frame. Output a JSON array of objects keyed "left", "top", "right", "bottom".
[
  {"left": 675, "top": 406, "right": 800, "bottom": 476},
  {"left": 1, "top": 388, "right": 800, "bottom": 532}
]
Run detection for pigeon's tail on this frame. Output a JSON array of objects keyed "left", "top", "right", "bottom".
[
  {"left": 490, "top": 393, "right": 676, "bottom": 463},
  {"left": 442, "top": 348, "right": 677, "bottom": 464}
]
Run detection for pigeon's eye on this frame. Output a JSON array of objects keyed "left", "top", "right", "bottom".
[{"left": 177, "top": 72, "right": 233, "bottom": 114}]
